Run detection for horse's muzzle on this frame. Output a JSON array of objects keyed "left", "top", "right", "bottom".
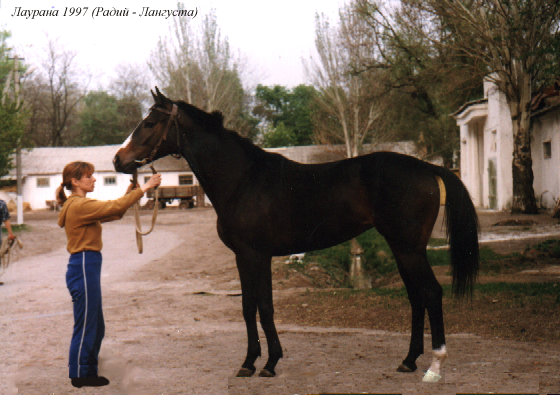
[{"left": 113, "top": 154, "right": 137, "bottom": 174}]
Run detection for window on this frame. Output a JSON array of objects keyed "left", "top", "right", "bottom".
[
  {"left": 104, "top": 176, "right": 117, "bottom": 186},
  {"left": 543, "top": 141, "right": 552, "bottom": 159},
  {"left": 179, "top": 174, "right": 193, "bottom": 185},
  {"left": 37, "top": 178, "right": 50, "bottom": 188}
]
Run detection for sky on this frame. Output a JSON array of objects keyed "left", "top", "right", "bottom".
[{"left": 0, "top": 0, "right": 343, "bottom": 91}]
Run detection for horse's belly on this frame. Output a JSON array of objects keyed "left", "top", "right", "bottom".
[{"left": 271, "top": 215, "right": 374, "bottom": 255}]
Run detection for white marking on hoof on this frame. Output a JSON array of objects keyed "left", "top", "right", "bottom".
[
  {"left": 422, "top": 369, "right": 442, "bottom": 382},
  {"left": 427, "top": 345, "right": 447, "bottom": 377}
]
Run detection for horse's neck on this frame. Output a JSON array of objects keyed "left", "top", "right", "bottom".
[{"left": 180, "top": 130, "right": 252, "bottom": 213}]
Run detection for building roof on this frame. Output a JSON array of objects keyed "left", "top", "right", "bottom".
[
  {"left": 450, "top": 98, "right": 488, "bottom": 118},
  {"left": 452, "top": 79, "right": 560, "bottom": 119},
  {"left": 5, "top": 145, "right": 191, "bottom": 178},
  {"left": 3, "top": 142, "right": 424, "bottom": 180},
  {"left": 268, "top": 142, "right": 418, "bottom": 163}
]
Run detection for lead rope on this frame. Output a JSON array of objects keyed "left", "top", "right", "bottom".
[
  {"left": 0, "top": 236, "right": 23, "bottom": 277},
  {"left": 131, "top": 165, "right": 159, "bottom": 254}
]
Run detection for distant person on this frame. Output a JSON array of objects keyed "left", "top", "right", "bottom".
[
  {"left": 56, "top": 161, "right": 161, "bottom": 388},
  {"left": 0, "top": 199, "right": 16, "bottom": 285}
]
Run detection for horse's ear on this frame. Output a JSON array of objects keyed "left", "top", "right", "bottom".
[
  {"left": 151, "top": 89, "right": 158, "bottom": 103},
  {"left": 153, "top": 86, "right": 172, "bottom": 108},
  {"left": 156, "top": 86, "right": 166, "bottom": 101}
]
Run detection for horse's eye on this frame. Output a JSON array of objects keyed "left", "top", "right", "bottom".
[{"left": 144, "top": 121, "right": 156, "bottom": 128}]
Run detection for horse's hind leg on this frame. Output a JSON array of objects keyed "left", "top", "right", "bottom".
[
  {"left": 395, "top": 270, "right": 425, "bottom": 373},
  {"left": 392, "top": 249, "right": 447, "bottom": 380}
]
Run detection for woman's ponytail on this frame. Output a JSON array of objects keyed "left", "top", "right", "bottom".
[{"left": 55, "top": 183, "right": 68, "bottom": 206}]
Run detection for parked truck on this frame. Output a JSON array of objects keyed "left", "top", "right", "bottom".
[{"left": 145, "top": 185, "right": 198, "bottom": 209}]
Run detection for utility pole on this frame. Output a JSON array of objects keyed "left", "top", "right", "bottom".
[
  {"left": 3, "top": 55, "right": 24, "bottom": 225},
  {"left": 14, "top": 55, "right": 23, "bottom": 225}
]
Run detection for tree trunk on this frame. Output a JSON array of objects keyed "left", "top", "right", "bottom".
[
  {"left": 509, "top": 93, "right": 539, "bottom": 214},
  {"left": 350, "top": 238, "right": 368, "bottom": 289},
  {"left": 511, "top": 128, "right": 538, "bottom": 214}
]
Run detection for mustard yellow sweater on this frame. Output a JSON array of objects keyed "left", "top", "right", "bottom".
[{"left": 58, "top": 188, "right": 144, "bottom": 254}]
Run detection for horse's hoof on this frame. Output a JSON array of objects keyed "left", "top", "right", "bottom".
[
  {"left": 236, "top": 367, "right": 256, "bottom": 377},
  {"left": 397, "top": 363, "right": 416, "bottom": 373},
  {"left": 258, "top": 368, "right": 275, "bottom": 377},
  {"left": 422, "top": 369, "right": 442, "bottom": 382}
]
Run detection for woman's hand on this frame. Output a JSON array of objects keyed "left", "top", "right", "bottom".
[
  {"left": 126, "top": 182, "right": 139, "bottom": 194},
  {"left": 141, "top": 174, "right": 162, "bottom": 192}
]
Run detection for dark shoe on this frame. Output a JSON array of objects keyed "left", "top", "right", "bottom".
[{"left": 71, "top": 376, "right": 110, "bottom": 388}]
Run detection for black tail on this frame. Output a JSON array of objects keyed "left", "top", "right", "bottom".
[{"left": 434, "top": 167, "right": 479, "bottom": 298}]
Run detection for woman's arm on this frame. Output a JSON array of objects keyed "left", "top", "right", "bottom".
[
  {"left": 74, "top": 174, "right": 162, "bottom": 224},
  {"left": 4, "top": 219, "right": 15, "bottom": 240}
]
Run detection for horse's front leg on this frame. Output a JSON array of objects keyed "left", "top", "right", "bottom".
[
  {"left": 256, "top": 257, "right": 283, "bottom": 377},
  {"left": 235, "top": 254, "right": 261, "bottom": 377}
]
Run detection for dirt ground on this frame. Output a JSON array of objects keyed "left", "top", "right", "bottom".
[{"left": 1, "top": 207, "right": 559, "bottom": 395}]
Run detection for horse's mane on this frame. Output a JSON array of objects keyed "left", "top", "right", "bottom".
[{"left": 175, "top": 100, "right": 274, "bottom": 162}]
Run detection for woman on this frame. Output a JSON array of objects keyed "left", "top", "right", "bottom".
[{"left": 56, "top": 161, "right": 161, "bottom": 388}]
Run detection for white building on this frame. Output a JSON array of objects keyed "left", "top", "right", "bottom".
[
  {"left": 3, "top": 145, "right": 196, "bottom": 210},
  {"left": 453, "top": 79, "right": 560, "bottom": 211},
  {"left": 2, "top": 141, "right": 427, "bottom": 211}
]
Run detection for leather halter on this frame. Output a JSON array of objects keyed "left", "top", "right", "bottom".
[{"left": 135, "top": 103, "right": 181, "bottom": 167}]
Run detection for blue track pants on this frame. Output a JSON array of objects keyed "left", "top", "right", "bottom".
[{"left": 66, "top": 251, "right": 105, "bottom": 378}]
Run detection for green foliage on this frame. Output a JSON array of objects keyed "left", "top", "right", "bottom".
[
  {"left": 305, "top": 228, "right": 398, "bottom": 283},
  {"left": 472, "top": 282, "right": 560, "bottom": 300},
  {"left": 0, "top": 30, "right": 28, "bottom": 178},
  {"left": 0, "top": 30, "right": 13, "bottom": 79},
  {"left": 0, "top": 100, "right": 27, "bottom": 178},
  {"left": 532, "top": 239, "right": 560, "bottom": 258},
  {"left": 255, "top": 84, "right": 317, "bottom": 148},
  {"left": 303, "top": 230, "right": 538, "bottom": 284},
  {"left": 1, "top": 224, "right": 30, "bottom": 233},
  {"left": 78, "top": 91, "right": 142, "bottom": 146},
  {"left": 304, "top": 240, "right": 352, "bottom": 286},
  {"left": 351, "top": 1, "right": 486, "bottom": 163},
  {"left": 355, "top": 229, "right": 396, "bottom": 275},
  {"left": 316, "top": 282, "right": 559, "bottom": 303},
  {"left": 262, "top": 122, "right": 297, "bottom": 148}
]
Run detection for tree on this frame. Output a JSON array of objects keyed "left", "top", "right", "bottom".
[
  {"left": 0, "top": 101, "right": 27, "bottom": 179},
  {"left": 305, "top": 9, "right": 388, "bottom": 159},
  {"left": 354, "top": 0, "right": 484, "bottom": 163},
  {"left": 149, "top": 5, "right": 257, "bottom": 139},
  {"left": 22, "top": 38, "right": 88, "bottom": 147},
  {"left": 254, "top": 84, "right": 317, "bottom": 147},
  {"left": 45, "top": 39, "right": 88, "bottom": 146},
  {"left": 396, "top": 0, "right": 560, "bottom": 213},
  {"left": 78, "top": 91, "right": 141, "bottom": 146},
  {"left": 0, "top": 30, "right": 27, "bottom": 178},
  {"left": 305, "top": 8, "right": 391, "bottom": 290},
  {"left": 108, "top": 63, "right": 149, "bottom": 137},
  {"left": 109, "top": 62, "right": 150, "bottom": 102}
]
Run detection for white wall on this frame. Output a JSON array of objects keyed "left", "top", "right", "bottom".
[
  {"left": 22, "top": 171, "right": 197, "bottom": 210},
  {"left": 532, "top": 111, "right": 560, "bottom": 209},
  {"left": 457, "top": 79, "right": 515, "bottom": 210},
  {"left": 484, "top": 80, "right": 514, "bottom": 210},
  {"left": 458, "top": 78, "right": 559, "bottom": 211},
  {"left": 457, "top": 103, "right": 488, "bottom": 208}
]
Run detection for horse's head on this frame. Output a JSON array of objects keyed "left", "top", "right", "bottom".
[{"left": 113, "top": 87, "right": 181, "bottom": 174}]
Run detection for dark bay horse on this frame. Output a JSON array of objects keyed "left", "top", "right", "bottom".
[{"left": 113, "top": 88, "right": 479, "bottom": 382}]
